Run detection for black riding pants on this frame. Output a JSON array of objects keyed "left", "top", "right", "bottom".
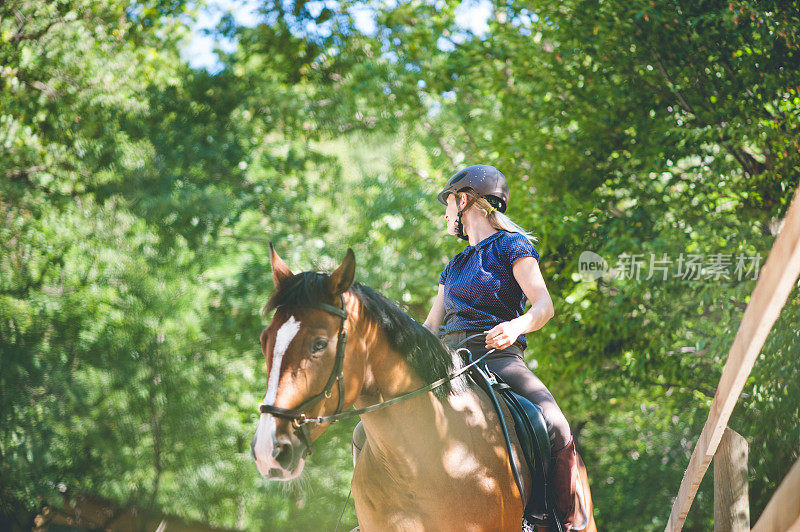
[{"left": 442, "top": 331, "right": 572, "bottom": 454}]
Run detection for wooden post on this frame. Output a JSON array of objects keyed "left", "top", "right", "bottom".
[{"left": 713, "top": 428, "right": 749, "bottom": 531}]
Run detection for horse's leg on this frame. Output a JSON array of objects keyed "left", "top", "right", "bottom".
[{"left": 352, "top": 420, "right": 366, "bottom": 467}]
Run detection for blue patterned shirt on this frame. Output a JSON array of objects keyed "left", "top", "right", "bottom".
[{"left": 438, "top": 230, "right": 540, "bottom": 349}]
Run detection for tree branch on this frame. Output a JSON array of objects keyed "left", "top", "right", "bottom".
[
  {"left": 645, "top": 41, "right": 698, "bottom": 119},
  {"left": 11, "top": 17, "right": 64, "bottom": 43}
]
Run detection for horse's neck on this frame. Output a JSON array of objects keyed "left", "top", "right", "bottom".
[{"left": 353, "top": 334, "right": 485, "bottom": 468}]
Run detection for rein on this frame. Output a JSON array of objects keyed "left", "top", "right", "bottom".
[{"left": 257, "top": 296, "right": 493, "bottom": 456}]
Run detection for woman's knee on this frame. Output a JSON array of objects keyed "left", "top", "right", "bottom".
[{"left": 541, "top": 404, "right": 571, "bottom": 452}]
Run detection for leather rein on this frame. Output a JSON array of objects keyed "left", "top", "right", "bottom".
[{"left": 257, "top": 295, "right": 494, "bottom": 457}]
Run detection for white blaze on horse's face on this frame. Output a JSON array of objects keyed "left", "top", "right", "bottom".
[{"left": 252, "top": 315, "right": 302, "bottom": 480}]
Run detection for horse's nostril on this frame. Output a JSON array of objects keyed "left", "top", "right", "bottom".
[
  {"left": 250, "top": 437, "right": 256, "bottom": 461},
  {"left": 274, "top": 441, "right": 293, "bottom": 468}
]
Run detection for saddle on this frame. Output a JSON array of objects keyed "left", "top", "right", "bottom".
[{"left": 467, "top": 361, "right": 560, "bottom": 529}]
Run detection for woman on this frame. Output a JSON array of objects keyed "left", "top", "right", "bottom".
[{"left": 423, "top": 164, "right": 580, "bottom": 531}]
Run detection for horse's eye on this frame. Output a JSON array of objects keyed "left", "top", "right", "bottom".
[{"left": 311, "top": 338, "right": 328, "bottom": 353}]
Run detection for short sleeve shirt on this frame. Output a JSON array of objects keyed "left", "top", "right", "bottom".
[{"left": 438, "top": 230, "right": 540, "bottom": 349}]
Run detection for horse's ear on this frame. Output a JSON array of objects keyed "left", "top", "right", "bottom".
[
  {"left": 269, "top": 242, "right": 293, "bottom": 289},
  {"left": 327, "top": 248, "right": 355, "bottom": 296}
]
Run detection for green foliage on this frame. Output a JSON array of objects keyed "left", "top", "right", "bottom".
[{"left": 2, "top": 0, "right": 799, "bottom": 530}]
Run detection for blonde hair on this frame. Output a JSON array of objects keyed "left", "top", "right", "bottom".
[{"left": 456, "top": 192, "right": 538, "bottom": 243}]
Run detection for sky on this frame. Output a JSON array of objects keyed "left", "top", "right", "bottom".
[{"left": 180, "top": 0, "right": 494, "bottom": 73}]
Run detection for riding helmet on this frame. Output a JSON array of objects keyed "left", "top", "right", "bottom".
[{"left": 437, "top": 164, "right": 509, "bottom": 213}]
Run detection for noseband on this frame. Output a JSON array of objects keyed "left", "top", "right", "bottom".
[{"left": 257, "top": 295, "right": 494, "bottom": 458}]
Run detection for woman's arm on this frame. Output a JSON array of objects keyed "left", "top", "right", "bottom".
[
  {"left": 484, "top": 256, "right": 555, "bottom": 349},
  {"left": 511, "top": 256, "right": 555, "bottom": 333},
  {"left": 423, "top": 284, "right": 446, "bottom": 334}
]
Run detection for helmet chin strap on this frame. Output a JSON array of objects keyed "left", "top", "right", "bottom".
[
  {"left": 454, "top": 194, "right": 478, "bottom": 242},
  {"left": 455, "top": 213, "right": 469, "bottom": 241}
]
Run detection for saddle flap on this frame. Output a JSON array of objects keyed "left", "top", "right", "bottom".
[
  {"left": 497, "top": 385, "right": 552, "bottom": 519},
  {"left": 500, "top": 387, "right": 552, "bottom": 478},
  {"left": 468, "top": 365, "right": 553, "bottom": 521}
]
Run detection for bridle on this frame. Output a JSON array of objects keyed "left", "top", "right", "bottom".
[
  {"left": 258, "top": 294, "right": 349, "bottom": 457},
  {"left": 257, "top": 295, "right": 494, "bottom": 458}
]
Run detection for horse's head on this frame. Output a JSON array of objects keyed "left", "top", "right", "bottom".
[{"left": 251, "top": 244, "right": 364, "bottom": 480}]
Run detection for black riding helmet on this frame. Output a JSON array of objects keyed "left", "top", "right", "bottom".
[{"left": 438, "top": 164, "right": 509, "bottom": 241}]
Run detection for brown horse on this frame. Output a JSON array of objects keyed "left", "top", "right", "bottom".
[{"left": 251, "top": 246, "right": 596, "bottom": 531}]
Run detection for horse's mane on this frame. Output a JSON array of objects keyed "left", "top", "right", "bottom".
[{"left": 263, "top": 271, "right": 469, "bottom": 399}]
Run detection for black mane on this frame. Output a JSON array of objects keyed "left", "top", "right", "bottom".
[{"left": 264, "top": 271, "right": 468, "bottom": 399}]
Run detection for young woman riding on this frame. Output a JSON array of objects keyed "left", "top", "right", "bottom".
[{"left": 423, "top": 164, "right": 580, "bottom": 531}]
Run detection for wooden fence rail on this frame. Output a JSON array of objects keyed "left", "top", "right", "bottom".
[
  {"left": 751, "top": 456, "right": 800, "bottom": 532},
  {"left": 665, "top": 183, "right": 800, "bottom": 531}
]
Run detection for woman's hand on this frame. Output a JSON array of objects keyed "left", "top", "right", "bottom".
[{"left": 484, "top": 320, "right": 524, "bottom": 349}]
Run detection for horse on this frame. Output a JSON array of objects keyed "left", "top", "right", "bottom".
[{"left": 251, "top": 245, "right": 596, "bottom": 531}]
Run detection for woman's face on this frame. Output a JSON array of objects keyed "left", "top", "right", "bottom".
[{"left": 444, "top": 193, "right": 461, "bottom": 235}]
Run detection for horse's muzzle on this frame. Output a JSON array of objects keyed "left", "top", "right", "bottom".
[{"left": 252, "top": 415, "right": 308, "bottom": 480}]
